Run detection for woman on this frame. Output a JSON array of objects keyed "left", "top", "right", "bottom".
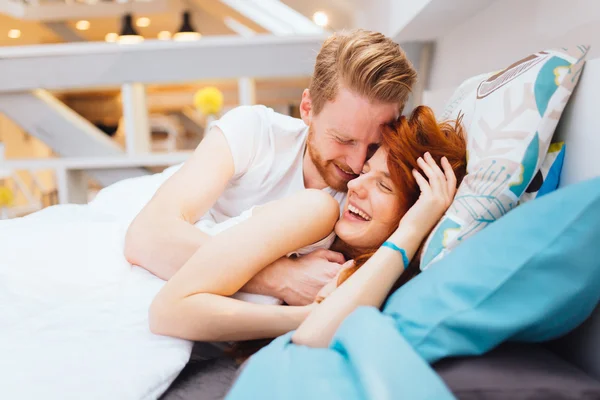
[{"left": 149, "top": 106, "right": 467, "bottom": 346}]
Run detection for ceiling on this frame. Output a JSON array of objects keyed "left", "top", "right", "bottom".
[
  {"left": 281, "top": 0, "right": 356, "bottom": 31},
  {"left": 0, "top": 0, "right": 369, "bottom": 46},
  {"left": 0, "top": 0, "right": 490, "bottom": 125},
  {"left": 0, "top": 13, "right": 61, "bottom": 46},
  {"left": 0, "top": 1, "right": 496, "bottom": 48},
  {"left": 0, "top": 0, "right": 336, "bottom": 46},
  {"left": 0, "top": 3, "right": 241, "bottom": 46}
]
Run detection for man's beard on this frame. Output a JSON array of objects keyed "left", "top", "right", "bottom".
[{"left": 306, "top": 125, "right": 352, "bottom": 192}]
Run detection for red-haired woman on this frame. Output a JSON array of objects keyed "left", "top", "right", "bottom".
[{"left": 149, "top": 106, "right": 467, "bottom": 348}]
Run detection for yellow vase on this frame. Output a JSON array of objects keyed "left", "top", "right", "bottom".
[
  {"left": 194, "top": 87, "right": 224, "bottom": 116},
  {"left": 0, "top": 186, "right": 14, "bottom": 207}
]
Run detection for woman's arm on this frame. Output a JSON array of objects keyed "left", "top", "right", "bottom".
[
  {"left": 149, "top": 189, "right": 340, "bottom": 342},
  {"left": 291, "top": 223, "right": 422, "bottom": 347},
  {"left": 293, "top": 154, "right": 457, "bottom": 348}
]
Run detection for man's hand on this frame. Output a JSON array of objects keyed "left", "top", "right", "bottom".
[
  {"left": 242, "top": 249, "right": 346, "bottom": 306},
  {"left": 282, "top": 249, "right": 346, "bottom": 305},
  {"left": 315, "top": 259, "right": 355, "bottom": 303}
]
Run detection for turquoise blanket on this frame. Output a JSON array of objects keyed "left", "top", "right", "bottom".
[{"left": 227, "top": 307, "right": 455, "bottom": 400}]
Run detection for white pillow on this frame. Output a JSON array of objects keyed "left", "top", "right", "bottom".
[
  {"left": 89, "top": 163, "right": 183, "bottom": 222},
  {"left": 421, "top": 46, "right": 589, "bottom": 270}
]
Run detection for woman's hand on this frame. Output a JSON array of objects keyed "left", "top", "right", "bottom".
[
  {"left": 398, "top": 152, "right": 457, "bottom": 236},
  {"left": 314, "top": 260, "right": 355, "bottom": 303}
]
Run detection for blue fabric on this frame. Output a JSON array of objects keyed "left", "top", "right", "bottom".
[
  {"left": 385, "top": 176, "right": 600, "bottom": 363},
  {"left": 227, "top": 308, "right": 455, "bottom": 400},
  {"left": 329, "top": 307, "right": 455, "bottom": 400},
  {"left": 537, "top": 144, "right": 566, "bottom": 198},
  {"left": 227, "top": 176, "right": 600, "bottom": 399},
  {"left": 227, "top": 332, "right": 360, "bottom": 400}
]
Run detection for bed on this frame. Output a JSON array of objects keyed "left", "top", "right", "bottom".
[
  {"left": 163, "top": 55, "right": 600, "bottom": 399},
  {"left": 1, "top": 55, "right": 599, "bottom": 400}
]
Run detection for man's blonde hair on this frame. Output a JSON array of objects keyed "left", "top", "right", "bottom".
[{"left": 309, "top": 29, "right": 417, "bottom": 115}]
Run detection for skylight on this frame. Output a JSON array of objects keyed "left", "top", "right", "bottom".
[{"left": 220, "top": 0, "right": 326, "bottom": 35}]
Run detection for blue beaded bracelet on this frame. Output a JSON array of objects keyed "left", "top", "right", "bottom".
[{"left": 381, "top": 241, "right": 410, "bottom": 269}]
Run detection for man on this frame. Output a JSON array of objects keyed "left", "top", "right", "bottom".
[{"left": 124, "top": 29, "right": 416, "bottom": 306}]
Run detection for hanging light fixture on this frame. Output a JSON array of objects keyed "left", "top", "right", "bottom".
[
  {"left": 118, "top": 14, "right": 143, "bottom": 44},
  {"left": 173, "top": 11, "right": 201, "bottom": 41}
]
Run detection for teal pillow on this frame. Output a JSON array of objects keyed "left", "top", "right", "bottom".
[
  {"left": 521, "top": 142, "right": 566, "bottom": 202},
  {"left": 385, "top": 176, "right": 600, "bottom": 363}
]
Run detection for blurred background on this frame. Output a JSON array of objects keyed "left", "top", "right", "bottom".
[{"left": 0, "top": 0, "right": 598, "bottom": 218}]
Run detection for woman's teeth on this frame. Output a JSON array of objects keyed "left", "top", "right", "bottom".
[{"left": 348, "top": 204, "right": 371, "bottom": 221}]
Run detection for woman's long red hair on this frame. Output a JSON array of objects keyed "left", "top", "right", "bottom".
[{"left": 336, "top": 105, "right": 468, "bottom": 287}]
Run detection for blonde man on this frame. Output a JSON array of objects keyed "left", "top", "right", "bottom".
[{"left": 125, "top": 29, "right": 417, "bottom": 306}]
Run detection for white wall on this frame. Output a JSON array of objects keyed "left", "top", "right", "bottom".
[
  {"left": 425, "top": 0, "right": 600, "bottom": 113},
  {"left": 388, "top": 0, "right": 432, "bottom": 38},
  {"left": 353, "top": 0, "right": 393, "bottom": 36},
  {"left": 352, "top": 0, "right": 432, "bottom": 38}
]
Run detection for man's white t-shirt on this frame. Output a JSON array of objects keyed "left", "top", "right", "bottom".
[{"left": 202, "top": 105, "right": 347, "bottom": 223}]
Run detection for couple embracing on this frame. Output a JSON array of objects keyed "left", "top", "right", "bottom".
[{"left": 125, "top": 29, "right": 467, "bottom": 351}]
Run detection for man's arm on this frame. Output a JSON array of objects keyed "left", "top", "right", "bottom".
[
  {"left": 124, "top": 123, "right": 345, "bottom": 305},
  {"left": 124, "top": 127, "right": 235, "bottom": 280}
]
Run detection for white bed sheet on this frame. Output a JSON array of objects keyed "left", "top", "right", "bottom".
[{"left": 0, "top": 196, "right": 192, "bottom": 399}]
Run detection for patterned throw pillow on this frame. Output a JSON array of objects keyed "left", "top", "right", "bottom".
[{"left": 420, "top": 46, "right": 589, "bottom": 271}]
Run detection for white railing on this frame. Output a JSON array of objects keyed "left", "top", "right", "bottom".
[
  {"left": 0, "top": 35, "right": 326, "bottom": 91},
  {"left": 1, "top": 151, "right": 190, "bottom": 206}
]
